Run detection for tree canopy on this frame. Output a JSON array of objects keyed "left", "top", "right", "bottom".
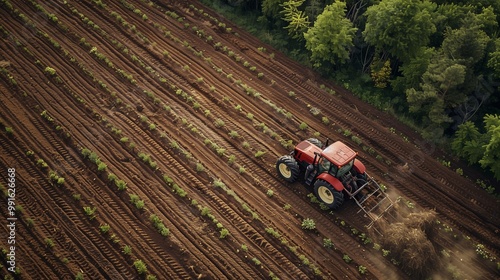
[
  {"left": 453, "top": 115, "right": 500, "bottom": 180},
  {"left": 362, "top": 0, "right": 438, "bottom": 62},
  {"left": 303, "top": 1, "right": 357, "bottom": 67}
]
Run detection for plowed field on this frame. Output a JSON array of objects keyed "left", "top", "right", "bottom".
[{"left": 0, "top": 0, "right": 498, "bottom": 279}]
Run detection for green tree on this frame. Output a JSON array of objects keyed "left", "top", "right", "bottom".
[
  {"left": 262, "top": 0, "right": 285, "bottom": 22},
  {"left": 391, "top": 47, "right": 436, "bottom": 94},
  {"left": 406, "top": 53, "right": 467, "bottom": 140},
  {"left": 281, "top": 0, "right": 310, "bottom": 41},
  {"left": 441, "top": 20, "right": 490, "bottom": 67},
  {"left": 453, "top": 115, "right": 500, "bottom": 180},
  {"left": 487, "top": 38, "right": 500, "bottom": 78},
  {"left": 304, "top": 0, "right": 324, "bottom": 22},
  {"left": 452, "top": 121, "right": 483, "bottom": 164},
  {"left": 479, "top": 114, "right": 500, "bottom": 180},
  {"left": 304, "top": 1, "right": 358, "bottom": 67},
  {"left": 363, "top": 0, "right": 437, "bottom": 62}
]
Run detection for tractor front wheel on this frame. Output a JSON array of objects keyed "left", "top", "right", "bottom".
[
  {"left": 314, "top": 180, "right": 344, "bottom": 210},
  {"left": 276, "top": 155, "right": 300, "bottom": 183}
]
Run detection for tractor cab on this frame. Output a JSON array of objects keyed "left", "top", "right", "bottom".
[{"left": 317, "top": 141, "right": 361, "bottom": 178}]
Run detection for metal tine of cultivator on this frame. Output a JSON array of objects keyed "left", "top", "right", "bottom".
[{"left": 351, "top": 173, "right": 395, "bottom": 231}]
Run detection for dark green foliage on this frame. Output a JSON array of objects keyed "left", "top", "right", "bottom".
[
  {"left": 363, "top": 0, "right": 438, "bottom": 62},
  {"left": 304, "top": 2, "right": 357, "bottom": 67},
  {"left": 453, "top": 115, "right": 500, "bottom": 181}
]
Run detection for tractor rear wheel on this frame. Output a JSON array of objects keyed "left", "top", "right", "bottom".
[
  {"left": 276, "top": 155, "right": 300, "bottom": 183},
  {"left": 314, "top": 179, "right": 344, "bottom": 210},
  {"left": 307, "top": 138, "right": 322, "bottom": 148}
]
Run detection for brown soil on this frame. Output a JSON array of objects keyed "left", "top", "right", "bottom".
[{"left": 0, "top": 0, "right": 498, "bottom": 279}]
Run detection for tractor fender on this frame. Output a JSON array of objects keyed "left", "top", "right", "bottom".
[
  {"left": 316, "top": 173, "right": 344, "bottom": 192},
  {"left": 353, "top": 159, "right": 366, "bottom": 174}
]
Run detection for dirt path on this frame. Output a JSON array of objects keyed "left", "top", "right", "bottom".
[{"left": 0, "top": 0, "right": 497, "bottom": 279}]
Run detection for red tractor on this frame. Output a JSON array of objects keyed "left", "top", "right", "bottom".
[{"left": 276, "top": 138, "right": 393, "bottom": 227}]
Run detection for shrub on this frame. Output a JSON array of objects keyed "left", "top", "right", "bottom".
[
  {"left": 265, "top": 227, "right": 280, "bottom": 238},
  {"left": 44, "top": 66, "right": 56, "bottom": 76},
  {"left": 196, "top": 163, "right": 204, "bottom": 172},
  {"left": 254, "top": 151, "right": 266, "bottom": 158},
  {"left": 301, "top": 218, "right": 316, "bottom": 230},
  {"left": 322, "top": 116, "right": 330, "bottom": 125},
  {"left": 200, "top": 206, "right": 211, "bottom": 216},
  {"left": 83, "top": 206, "right": 96, "bottom": 219},
  {"left": 219, "top": 228, "right": 229, "bottom": 239},
  {"left": 134, "top": 259, "right": 147, "bottom": 274},
  {"left": 36, "top": 159, "right": 48, "bottom": 168},
  {"left": 241, "top": 244, "right": 248, "bottom": 251},
  {"left": 99, "top": 223, "right": 110, "bottom": 233},
  {"left": 228, "top": 130, "right": 239, "bottom": 138},
  {"left": 252, "top": 258, "right": 261, "bottom": 266},
  {"left": 88, "top": 152, "right": 100, "bottom": 164},
  {"left": 213, "top": 179, "right": 225, "bottom": 188},
  {"left": 5, "top": 127, "right": 13, "bottom": 134},
  {"left": 299, "top": 255, "right": 310, "bottom": 265},
  {"left": 123, "top": 245, "right": 132, "bottom": 255},
  {"left": 299, "top": 122, "right": 308, "bottom": 130},
  {"left": 323, "top": 238, "right": 334, "bottom": 248},
  {"left": 214, "top": 118, "right": 225, "bottom": 128},
  {"left": 358, "top": 265, "right": 367, "bottom": 274},
  {"left": 97, "top": 162, "right": 107, "bottom": 172},
  {"left": 45, "top": 238, "right": 55, "bottom": 248},
  {"left": 343, "top": 254, "right": 352, "bottom": 263},
  {"left": 351, "top": 135, "right": 362, "bottom": 145},
  {"left": 116, "top": 180, "right": 127, "bottom": 191},
  {"left": 216, "top": 147, "right": 226, "bottom": 156},
  {"left": 25, "top": 218, "right": 35, "bottom": 228},
  {"left": 227, "top": 154, "right": 236, "bottom": 165},
  {"left": 135, "top": 199, "right": 145, "bottom": 210},
  {"left": 266, "top": 189, "right": 274, "bottom": 197},
  {"left": 108, "top": 173, "right": 118, "bottom": 182},
  {"left": 242, "top": 141, "right": 250, "bottom": 149}
]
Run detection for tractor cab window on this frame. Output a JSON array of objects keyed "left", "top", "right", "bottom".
[
  {"left": 318, "top": 158, "right": 331, "bottom": 173},
  {"left": 337, "top": 160, "right": 354, "bottom": 178}
]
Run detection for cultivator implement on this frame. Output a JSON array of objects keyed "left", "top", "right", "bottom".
[{"left": 347, "top": 173, "right": 395, "bottom": 232}]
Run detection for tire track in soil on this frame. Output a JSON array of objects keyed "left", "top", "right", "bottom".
[
  {"left": 0, "top": 85, "right": 142, "bottom": 278},
  {"left": 0, "top": 135, "right": 106, "bottom": 279}
]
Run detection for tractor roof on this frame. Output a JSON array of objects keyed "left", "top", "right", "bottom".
[{"left": 321, "top": 141, "right": 357, "bottom": 167}]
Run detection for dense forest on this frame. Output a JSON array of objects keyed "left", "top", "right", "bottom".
[{"left": 202, "top": 0, "right": 500, "bottom": 182}]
